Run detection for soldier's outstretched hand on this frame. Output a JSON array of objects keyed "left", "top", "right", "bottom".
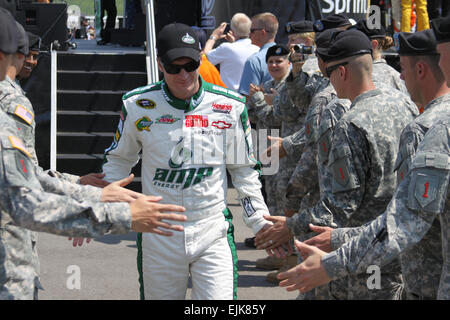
[
  {"left": 263, "top": 136, "right": 287, "bottom": 159},
  {"left": 303, "top": 224, "right": 334, "bottom": 253},
  {"left": 130, "top": 196, "right": 187, "bottom": 235},
  {"left": 80, "top": 173, "right": 109, "bottom": 187},
  {"left": 278, "top": 240, "right": 330, "bottom": 293},
  {"left": 100, "top": 174, "right": 143, "bottom": 203}
]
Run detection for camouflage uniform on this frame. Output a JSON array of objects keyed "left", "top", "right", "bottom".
[
  {"left": 0, "top": 78, "right": 92, "bottom": 299},
  {"left": 322, "top": 120, "right": 450, "bottom": 300},
  {"left": 372, "top": 58, "right": 408, "bottom": 94},
  {"left": 331, "top": 93, "right": 450, "bottom": 299},
  {"left": 273, "top": 56, "right": 322, "bottom": 213},
  {"left": 0, "top": 109, "right": 131, "bottom": 300},
  {"left": 247, "top": 78, "right": 283, "bottom": 214},
  {"left": 286, "top": 79, "right": 336, "bottom": 214},
  {"left": 287, "top": 88, "right": 419, "bottom": 299}
]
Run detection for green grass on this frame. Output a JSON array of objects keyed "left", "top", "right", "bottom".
[{"left": 55, "top": 0, "right": 125, "bottom": 16}]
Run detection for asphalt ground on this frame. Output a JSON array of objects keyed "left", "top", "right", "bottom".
[{"left": 37, "top": 188, "right": 299, "bottom": 300}]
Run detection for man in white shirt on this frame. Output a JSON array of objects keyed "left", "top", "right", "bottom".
[{"left": 204, "top": 13, "right": 259, "bottom": 91}]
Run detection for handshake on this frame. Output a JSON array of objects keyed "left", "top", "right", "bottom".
[{"left": 69, "top": 173, "right": 187, "bottom": 247}]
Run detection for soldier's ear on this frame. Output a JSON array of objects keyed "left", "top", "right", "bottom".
[{"left": 416, "top": 61, "right": 426, "bottom": 79}]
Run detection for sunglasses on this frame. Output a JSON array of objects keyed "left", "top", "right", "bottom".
[
  {"left": 325, "top": 61, "right": 349, "bottom": 78},
  {"left": 164, "top": 60, "right": 200, "bottom": 74}
]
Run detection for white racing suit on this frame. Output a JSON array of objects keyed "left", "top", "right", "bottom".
[{"left": 103, "top": 78, "right": 270, "bottom": 300}]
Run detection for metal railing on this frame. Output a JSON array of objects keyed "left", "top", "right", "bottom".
[{"left": 144, "top": 0, "right": 159, "bottom": 84}]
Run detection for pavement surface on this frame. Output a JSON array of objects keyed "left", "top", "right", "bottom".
[{"left": 37, "top": 188, "right": 299, "bottom": 300}]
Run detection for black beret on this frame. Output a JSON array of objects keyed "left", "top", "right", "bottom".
[
  {"left": 266, "top": 44, "right": 290, "bottom": 62},
  {"left": 394, "top": 30, "right": 438, "bottom": 56},
  {"left": 351, "top": 19, "right": 386, "bottom": 39},
  {"left": 0, "top": 8, "right": 18, "bottom": 54},
  {"left": 313, "top": 14, "right": 353, "bottom": 32},
  {"left": 431, "top": 15, "right": 450, "bottom": 43},
  {"left": 285, "top": 20, "right": 314, "bottom": 34},
  {"left": 316, "top": 29, "right": 372, "bottom": 62},
  {"left": 16, "top": 22, "right": 29, "bottom": 56},
  {"left": 314, "top": 28, "right": 337, "bottom": 50},
  {"left": 27, "top": 32, "right": 41, "bottom": 52}
]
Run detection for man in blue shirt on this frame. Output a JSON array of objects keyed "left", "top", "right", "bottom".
[{"left": 238, "top": 12, "right": 278, "bottom": 98}]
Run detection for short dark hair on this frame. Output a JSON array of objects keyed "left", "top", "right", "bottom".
[{"left": 409, "top": 54, "right": 445, "bottom": 83}]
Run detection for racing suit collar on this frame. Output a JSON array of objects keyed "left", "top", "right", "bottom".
[{"left": 161, "top": 76, "right": 206, "bottom": 112}]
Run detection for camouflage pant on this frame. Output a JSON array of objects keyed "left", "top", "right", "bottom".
[{"left": 263, "top": 174, "right": 281, "bottom": 215}]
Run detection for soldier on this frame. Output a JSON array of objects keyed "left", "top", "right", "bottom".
[
  {"left": 0, "top": 21, "right": 113, "bottom": 298},
  {"left": 279, "top": 119, "right": 450, "bottom": 300},
  {"left": 258, "top": 29, "right": 420, "bottom": 299},
  {"left": 259, "top": 18, "right": 352, "bottom": 285},
  {"left": 247, "top": 44, "right": 287, "bottom": 215},
  {"left": 257, "top": 29, "right": 352, "bottom": 299},
  {"left": 247, "top": 44, "right": 297, "bottom": 272},
  {"left": 290, "top": 20, "right": 450, "bottom": 300},
  {"left": 252, "top": 20, "right": 319, "bottom": 279}
]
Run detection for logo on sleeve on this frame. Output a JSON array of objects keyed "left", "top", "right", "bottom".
[
  {"left": 9, "top": 135, "right": 31, "bottom": 158},
  {"left": 241, "top": 197, "right": 256, "bottom": 217},
  {"left": 14, "top": 105, "right": 34, "bottom": 125},
  {"left": 135, "top": 117, "right": 153, "bottom": 131}
]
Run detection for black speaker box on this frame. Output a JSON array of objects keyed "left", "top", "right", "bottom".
[{"left": 16, "top": 3, "right": 68, "bottom": 48}]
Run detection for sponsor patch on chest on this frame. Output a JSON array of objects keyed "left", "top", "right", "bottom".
[{"left": 212, "top": 102, "right": 232, "bottom": 114}]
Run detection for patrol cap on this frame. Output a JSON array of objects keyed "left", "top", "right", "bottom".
[
  {"left": 313, "top": 14, "right": 353, "bottom": 32},
  {"left": 156, "top": 23, "right": 201, "bottom": 64},
  {"left": 16, "top": 22, "right": 29, "bottom": 56},
  {"left": 316, "top": 29, "right": 372, "bottom": 62},
  {"left": 285, "top": 20, "right": 314, "bottom": 34},
  {"left": 0, "top": 8, "right": 19, "bottom": 54},
  {"left": 351, "top": 19, "right": 386, "bottom": 39},
  {"left": 27, "top": 32, "right": 41, "bottom": 52},
  {"left": 266, "top": 44, "right": 290, "bottom": 62},
  {"left": 431, "top": 15, "right": 450, "bottom": 43},
  {"left": 394, "top": 30, "right": 438, "bottom": 56}
]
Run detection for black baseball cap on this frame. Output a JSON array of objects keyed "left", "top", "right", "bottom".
[
  {"left": 285, "top": 20, "right": 314, "bottom": 34},
  {"left": 156, "top": 23, "right": 201, "bottom": 64},
  {"left": 431, "top": 15, "right": 450, "bottom": 43},
  {"left": 0, "top": 8, "right": 18, "bottom": 54},
  {"left": 394, "top": 30, "right": 439, "bottom": 56},
  {"left": 316, "top": 29, "right": 372, "bottom": 62},
  {"left": 16, "top": 22, "right": 29, "bottom": 56},
  {"left": 266, "top": 44, "right": 290, "bottom": 62}
]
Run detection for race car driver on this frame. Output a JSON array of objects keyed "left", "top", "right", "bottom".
[{"left": 102, "top": 23, "right": 275, "bottom": 300}]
